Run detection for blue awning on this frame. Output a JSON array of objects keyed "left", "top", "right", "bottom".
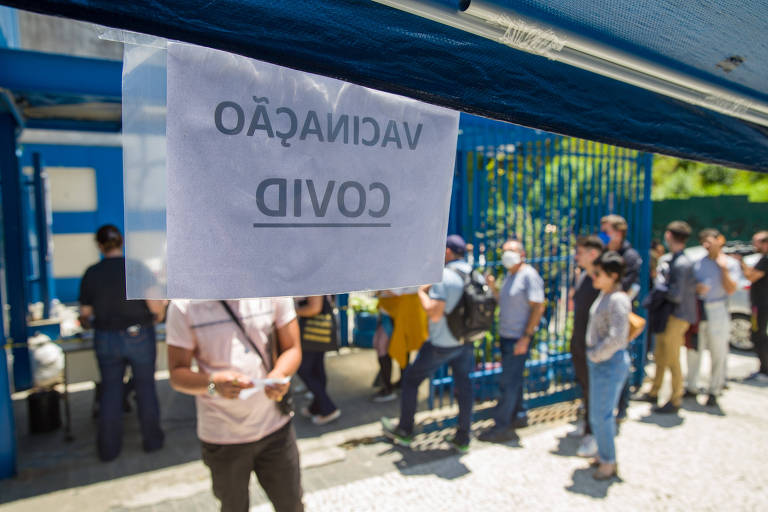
[{"left": 4, "top": 0, "right": 768, "bottom": 171}]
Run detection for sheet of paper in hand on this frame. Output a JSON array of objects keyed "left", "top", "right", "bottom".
[{"left": 166, "top": 42, "right": 460, "bottom": 298}]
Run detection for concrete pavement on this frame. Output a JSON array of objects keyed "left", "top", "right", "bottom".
[{"left": 2, "top": 348, "right": 767, "bottom": 511}]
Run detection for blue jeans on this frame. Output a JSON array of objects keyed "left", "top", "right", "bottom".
[
  {"left": 94, "top": 327, "right": 164, "bottom": 461},
  {"left": 492, "top": 337, "right": 530, "bottom": 429},
  {"left": 399, "top": 342, "right": 474, "bottom": 444},
  {"left": 588, "top": 349, "right": 630, "bottom": 464},
  {"left": 297, "top": 351, "right": 337, "bottom": 416}
]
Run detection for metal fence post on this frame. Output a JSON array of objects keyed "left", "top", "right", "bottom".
[
  {"left": 0, "top": 113, "right": 19, "bottom": 478},
  {"left": 1, "top": 113, "right": 32, "bottom": 391}
]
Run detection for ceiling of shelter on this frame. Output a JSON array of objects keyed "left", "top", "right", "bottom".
[
  {"left": 1, "top": 0, "right": 767, "bottom": 171},
  {"left": 511, "top": 0, "right": 768, "bottom": 104}
]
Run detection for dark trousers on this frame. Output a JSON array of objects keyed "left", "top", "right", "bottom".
[
  {"left": 297, "top": 351, "right": 337, "bottom": 416},
  {"left": 570, "top": 337, "right": 591, "bottom": 435},
  {"left": 399, "top": 342, "right": 474, "bottom": 444},
  {"left": 617, "top": 379, "right": 631, "bottom": 419},
  {"left": 202, "top": 422, "right": 303, "bottom": 512},
  {"left": 754, "top": 307, "right": 768, "bottom": 374},
  {"left": 94, "top": 327, "right": 164, "bottom": 461},
  {"left": 493, "top": 337, "right": 530, "bottom": 429}
]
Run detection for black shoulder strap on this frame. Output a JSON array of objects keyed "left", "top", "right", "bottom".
[{"left": 219, "top": 300, "right": 270, "bottom": 369}]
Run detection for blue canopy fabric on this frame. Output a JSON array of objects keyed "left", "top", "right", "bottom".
[{"left": 4, "top": 0, "right": 768, "bottom": 172}]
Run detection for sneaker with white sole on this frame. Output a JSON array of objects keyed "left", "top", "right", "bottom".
[
  {"left": 312, "top": 409, "right": 341, "bottom": 426},
  {"left": 371, "top": 389, "right": 397, "bottom": 403},
  {"left": 577, "top": 434, "right": 598, "bottom": 458},
  {"left": 381, "top": 417, "right": 413, "bottom": 447}
]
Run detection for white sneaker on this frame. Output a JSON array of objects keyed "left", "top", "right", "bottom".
[
  {"left": 567, "top": 422, "right": 586, "bottom": 437},
  {"left": 577, "top": 435, "right": 598, "bottom": 458},
  {"left": 312, "top": 409, "right": 341, "bottom": 426}
]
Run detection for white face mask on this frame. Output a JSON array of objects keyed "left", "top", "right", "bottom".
[{"left": 501, "top": 250, "right": 522, "bottom": 269}]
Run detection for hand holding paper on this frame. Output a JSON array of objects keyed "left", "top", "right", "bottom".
[
  {"left": 238, "top": 376, "right": 291, "bottom": 400},
  {"left": 211, "top": 370, "right": 254, "bottom": 399}
]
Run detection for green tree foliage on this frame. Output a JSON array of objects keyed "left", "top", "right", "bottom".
[{"left": 652, "top": 155, "right": 768, "bottom": 201}]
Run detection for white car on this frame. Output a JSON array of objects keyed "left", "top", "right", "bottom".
[{"left": 684, "top": 245, "right": 758, "bottom": 351}]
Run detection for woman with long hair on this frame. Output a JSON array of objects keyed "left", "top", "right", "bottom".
[{"left": 586, "top": 251, "right": 631, "bottom": 480}]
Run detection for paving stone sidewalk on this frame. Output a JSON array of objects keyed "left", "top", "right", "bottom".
[{"left": 2, "top": 349, "right": 766, "bottom": 511}]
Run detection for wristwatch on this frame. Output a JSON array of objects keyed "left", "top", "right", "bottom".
[{"left": 207, "top": 379, "right": 217, "bottom": 397}]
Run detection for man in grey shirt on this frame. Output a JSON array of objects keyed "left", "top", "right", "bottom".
[
  {"left": 479, "top": 239, "right": 545, "bottom": 442},
  {"left": 382, "top": 235, "right": 477, "bottom": 453},
  {"left": 640, "top": 221, "right": 696, "bottom": 413},
  {"left": 687, "top": 228, "right": 740, "bottom": 408}
]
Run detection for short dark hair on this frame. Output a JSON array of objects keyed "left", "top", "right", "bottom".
[
  {"left": 576, "top": 235, "right": 604, "bottom": 252},
  {"left": 666, "top": 221, "right": 692, "bottom": 243},
  {"left": 594, "top": 250, "right": 625, "bottom": 283},
  {"left": 698, "top": 228, "right": 721, "bottom": 243},
  {"left": 96, "top": 224, "right": 123, "bottom": 252}
]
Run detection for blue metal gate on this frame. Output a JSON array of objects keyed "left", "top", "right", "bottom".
[{"left": 429, "top": 114, "right": 652, "bottom": 411}]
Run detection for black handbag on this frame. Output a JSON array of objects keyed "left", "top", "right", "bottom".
[
  {"left": 298, "top": 296, "right": 340, "bottom": 353},
  {"left": 220, "top": 301, "right": 294, "bottom": 416}
]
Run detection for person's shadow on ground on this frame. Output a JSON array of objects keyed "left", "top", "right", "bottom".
[
  {"left": 396, "top": 451, "right": 471, "bottom": 481},
  {"left": 549, "top": 431, "right": 580, "bottom": 457},
  {"left": 637, "top": 407, "right": 687, "bottom": 427},
  {"left": 565, "top": 465, "right": 623, "bottom": 498},
  {"left": 680, "top": 398, "right": 726, "bottom": 417}
]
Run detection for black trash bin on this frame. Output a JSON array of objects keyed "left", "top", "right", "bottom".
[{"left": 27, "top": 389, "right": 62, "bottom": 434}]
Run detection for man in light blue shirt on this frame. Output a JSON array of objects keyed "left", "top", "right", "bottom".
[
  {"left": 480, "top": 239, "right": 545, "bottom": 442},
  {"left": 686, "top": 229, "right": 739, "bottom": 407},
  {"left": 382, "top": 235, "right": 477, "bottom": 453}
]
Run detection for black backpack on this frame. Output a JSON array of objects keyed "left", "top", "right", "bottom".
[{"left": 445, "top": 268, "right": 497, "bottom": 342}]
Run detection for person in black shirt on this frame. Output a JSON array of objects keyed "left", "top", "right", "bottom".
[
  {"left": 570, "top": 235, "right": 603, "bottom": 458},
  {"left": 79, "top": 225, "right": 167, "bottom": 461},
  {"left": 601, "top": 215, "right": 643, "bottom": 298},
  {"left": 744, "top": 231, "right": 768, "bottom": 380}
]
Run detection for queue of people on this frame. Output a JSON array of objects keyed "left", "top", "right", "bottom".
[{"left": 79, "top": 221, "right": 768, "bottom": 509}]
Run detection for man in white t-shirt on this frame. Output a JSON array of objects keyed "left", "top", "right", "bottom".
[{"left": 166, "top": 299, "right": 303, "bottom": 512}]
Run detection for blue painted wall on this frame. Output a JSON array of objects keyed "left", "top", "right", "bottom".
[
  {"left": 18, "top": 143, "right": 124, "bottom": 303},
  {"left": 0, "top": 7, "right": 19, "bottom": 49}
]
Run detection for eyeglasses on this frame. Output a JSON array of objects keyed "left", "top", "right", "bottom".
[{"left": 591, "top": 269, "right": 604, "bottom": 278}]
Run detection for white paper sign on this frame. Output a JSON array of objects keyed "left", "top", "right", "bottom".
[{"left": 166, "top": 42, "right": 460, "bottom": 298}]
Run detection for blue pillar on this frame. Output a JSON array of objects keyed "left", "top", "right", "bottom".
[
  {"left": 32, "top": 152, "right": 55, "bottom": 318},
  {"left": 633, "top": 152, "right": 654, "bottom": 386},
  {"left": 0, "top": 114, "right": 18, "bottom": 478},
  {"left": 0, "top": 113, "right": 32, "bottom": 391}
]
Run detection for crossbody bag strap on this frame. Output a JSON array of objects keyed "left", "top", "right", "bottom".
[{"left": 219, "top": 300, "right": 270, "bottom": 370}]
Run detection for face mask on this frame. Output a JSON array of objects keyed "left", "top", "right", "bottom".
[
  {"left": 598, "top": 231, "right": 611, "bottom": 245},
  {"left": 502, "top": 250, "right": 522, "bottom": 269}
]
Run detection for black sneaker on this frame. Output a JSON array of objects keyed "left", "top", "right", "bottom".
[
  {"left": 478, "top": 427, "right": 518, "bottom": 443},
  {"left": 380, "top": 417, "right": 413, "bottom": 447},
  {"left": 705, "top": 394, "right": 719, "bottom": 407},
  {"left": 633, "top": 393, "right": 657, "bottom": 403},
  {"left": 653, "top": 402, "right": 680, "bottom": 414},
  {"left": 512, "top": 414, "right": 529, "bottom": 429},
  {"left": 371, "top": 388, "right": 397, "bottom": 403}
]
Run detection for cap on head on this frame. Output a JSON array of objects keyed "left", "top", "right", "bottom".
[{"left": 446, "top": 234, "right": 467, "bottom": 256}]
